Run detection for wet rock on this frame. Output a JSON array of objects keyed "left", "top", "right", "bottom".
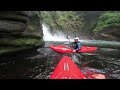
[
  {"left": 109, "top": 74, "right": 120, "bottom": 79},
  {"left": 0, "top": 11, "right": 44, "bottom": 55}
]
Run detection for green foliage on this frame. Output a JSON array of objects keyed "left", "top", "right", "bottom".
[
  {"left": 40, "top": 11, "right": 84, "bottom": 34},
  {"left": 93, "top": 12, "right": 120, "bottom": 32}
]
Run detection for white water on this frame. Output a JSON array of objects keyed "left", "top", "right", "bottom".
[
  {"left": 42, "top": 24, "right": 71, "bottom": 41},
  {"left": 42, "top": 24, "right": 87, "bottom": 43}
]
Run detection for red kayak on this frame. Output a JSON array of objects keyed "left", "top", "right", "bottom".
[
  {"left": 50, "top": 56, "right": 86, "bottom": 79},
  {"left": 49, "top": 45, "right": 97, "bottom": 54}
]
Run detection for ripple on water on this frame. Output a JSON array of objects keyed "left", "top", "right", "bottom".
[{"left": 0, "top": 42, "right": 119, "bottom": 79}]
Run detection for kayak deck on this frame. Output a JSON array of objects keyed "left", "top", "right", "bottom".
[
  {"left": 50, "top": 56, "right": 86, "bottom": 79},
  {"left": 49, "top": 45, "right": 97, "bottom": 54}
]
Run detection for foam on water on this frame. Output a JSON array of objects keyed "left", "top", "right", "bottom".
[{"left": 42, "top": 24, "right": 71, "bottom": 41}]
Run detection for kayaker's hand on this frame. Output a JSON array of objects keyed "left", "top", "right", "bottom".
[
  {"left": 90, "top": 74, "right": 106, "bottom": 79},
  {"left": 73, "top": 50, "right": 76, "bottom": 53}
]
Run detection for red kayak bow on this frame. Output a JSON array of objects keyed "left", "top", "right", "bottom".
[
  {"left": 50, "top": 56, "right": 86, "bottom": 79},
  {"left": 49, "top": 45, "right": 97, "bottom": 54}
]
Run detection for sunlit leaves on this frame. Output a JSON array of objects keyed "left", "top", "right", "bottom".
[{"left": 94, "top": 12, "right": 120, "bottom": 32}]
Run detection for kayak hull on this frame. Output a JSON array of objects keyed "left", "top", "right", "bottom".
[
  {"left": 49, "top": 45, "right": 97, "bottom": 54},
  {"left": 50, "top": 56, "right": 86, "bottom": 79}
]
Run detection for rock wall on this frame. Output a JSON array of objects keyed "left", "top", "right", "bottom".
[{"left": 0, "top": 11, "right": 44, "bottom": 55}]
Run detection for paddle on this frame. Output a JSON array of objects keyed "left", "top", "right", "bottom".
[
  {"left": 67, "top": 35, "right": 70, "bottom": 46},
  {"left": 67, "top": 35, "right": 76, "bottom": 53}
]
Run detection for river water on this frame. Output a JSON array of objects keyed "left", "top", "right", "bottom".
[{"left": 0, "top": 41, "right": 120, "bottom": 79}]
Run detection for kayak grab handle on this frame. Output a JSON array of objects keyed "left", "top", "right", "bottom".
[{"left": 64, "top": 63, "right": 69, "bottom": 71}]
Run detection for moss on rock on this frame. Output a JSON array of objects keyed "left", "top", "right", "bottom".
[
  {"left": 93, "top": 12, "right": 120, "bottom": 32},
  {"left": 0, "top": 37, "right": 44, "bottom": 47},
  {"left": 0, "top": 47, "right": 29, "bottom": 55},
  {"left": 0, "top": 11, "right": 44, "bottom": 55},
  {"left": 0, "top": 38, "right": 44, "bottom": 55}
]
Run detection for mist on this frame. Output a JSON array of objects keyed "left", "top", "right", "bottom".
[{"left": 42, "top": 24, "right": 70, "bottom": 41}]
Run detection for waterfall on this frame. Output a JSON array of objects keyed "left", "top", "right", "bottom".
[{"left": 42, "top": 24, "right": 69, "bottom": 41}]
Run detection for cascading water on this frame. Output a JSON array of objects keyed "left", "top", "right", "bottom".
[{"left": 42, "top": 24, "right": 71, "bottom": 41}]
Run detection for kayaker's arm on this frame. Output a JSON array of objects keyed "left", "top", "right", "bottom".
[
  {"left": 75, "top": 42, "right": 82, "bottom": 51},
  {"left": 68, "top": 42, "right": 74, "bottom": 48}
]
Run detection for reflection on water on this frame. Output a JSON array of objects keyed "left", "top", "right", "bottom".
[{"left": 0, "top": 42, "right": 120, "bottom": 79}]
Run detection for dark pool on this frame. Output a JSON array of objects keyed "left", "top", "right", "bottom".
[{"left": 0, "top": 42, "right": 120, "bottom": 79}]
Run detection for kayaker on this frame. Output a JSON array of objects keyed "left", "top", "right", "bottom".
[{"left": 72, "top": 36, "right": 82, "bottom": 52}]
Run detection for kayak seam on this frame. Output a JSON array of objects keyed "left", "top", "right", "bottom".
[{"left": 54, "top": 71, "right": 64, "bottom": 79}]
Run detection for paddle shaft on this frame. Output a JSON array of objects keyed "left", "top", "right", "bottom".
[{"left": 67, "top": 37, "right": 77, "bottom": 55}]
